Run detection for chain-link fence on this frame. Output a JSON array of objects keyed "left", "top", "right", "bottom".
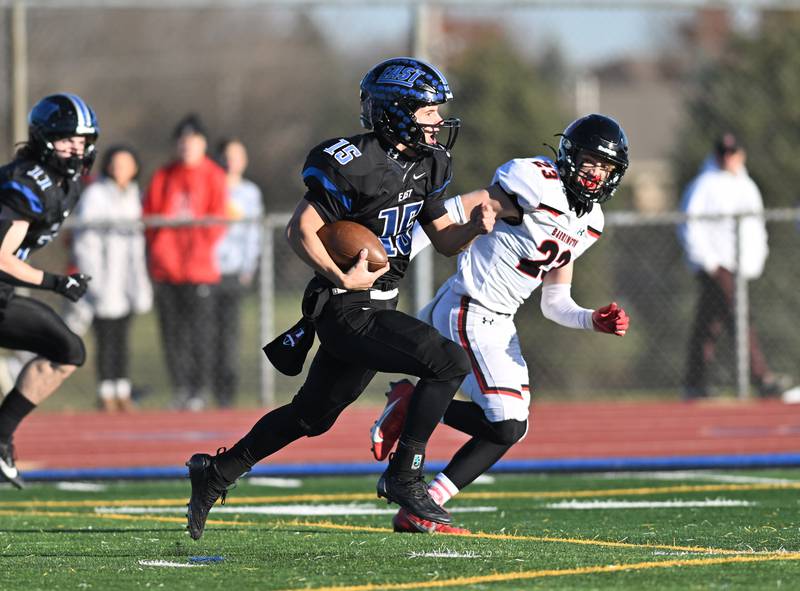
[
  {"left": 4, "top": 208, "right": 794, "bottom": 411},
  {"left": 1, "top": 1, "right": 799, "bottom": 409}
]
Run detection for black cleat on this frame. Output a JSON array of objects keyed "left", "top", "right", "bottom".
[
  {"left": 0, "top": 439, "right": 25, "bottom": 489},
  {"left": 185, "top": 451, "right": 231, "bottom": 540},
  {"left": 377, "top": 470, "right": 451, "bottom": 525}
]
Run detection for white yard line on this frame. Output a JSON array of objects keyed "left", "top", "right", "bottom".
[
  {"left": 246, "top": 477, "right": 303, "bottom": 488},
  {"left": 546, "top": 498, "right": 755, "bottom": 509},
  {"left": 97, "top": 504, "right": 498, "bottom": 516},
  {"left": 589, "top": 471, "right": 796, "bottom": 484},
  {"left": 138, "top": 560, "right": 204, "bottom": 568},
  {"left": 56, "top": 482, "right": 108, "bottom": 492},
  {"left": 409, "top": 550, "right": 483, "bottom": 559}
]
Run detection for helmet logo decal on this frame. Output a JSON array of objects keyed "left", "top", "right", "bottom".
[
  {"left": 377, "top": 65, "right": 424, "bottom": 88},
  {"left": 596, "top": 145, "right": 617, "bottom": 156}
]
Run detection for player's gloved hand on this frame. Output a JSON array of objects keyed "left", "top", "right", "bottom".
[
  {"left": 591, "top": 302, "right": 629, "bottom": 336},
  {"left": 470, "top": 202, "right": 497, "bottom": 235},
  {"left": 43, "top": 272, "right": 92, "bottom": 302}
]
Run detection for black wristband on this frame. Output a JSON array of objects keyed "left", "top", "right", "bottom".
[{"left": 40, "top": 271, "right": 60, "bottom": 290}]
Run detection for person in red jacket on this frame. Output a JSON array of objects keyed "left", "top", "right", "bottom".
[{"left": 143, "top": 114, "right": 227, "bottom": 410}]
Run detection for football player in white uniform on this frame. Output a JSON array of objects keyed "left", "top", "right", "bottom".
[{"left": 370, "top": 114, "right": 631, "bottom": 534}]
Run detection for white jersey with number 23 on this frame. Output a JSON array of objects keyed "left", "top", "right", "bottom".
[{"left": 449, "top": 156, "right": 605, "bottom": 315}]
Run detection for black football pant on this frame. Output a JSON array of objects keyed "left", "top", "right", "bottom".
[
  {"left": 684, "top": 269, "right": 770, "bottom": 395},
  {"left": 154, "top": 282, "right": 214, "bottom": 403},
  {"left": 0, "top": 295, "right": 85, "bottom": 443},
  {"left": 210, "top": 275, "right": 244, "bottom": 408},
  {"left": 93, "top": 315, "right": 131, "bottom": 382},
  {"left": 0, "top": 295, "right": 85, "bottom": 366},
  {"left": 216, "top": 289, "right": 470, "bottom": 481}
]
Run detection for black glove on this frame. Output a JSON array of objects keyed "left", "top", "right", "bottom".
[{"left": 42, "top": 272, "right": 91, "bottom": 302}]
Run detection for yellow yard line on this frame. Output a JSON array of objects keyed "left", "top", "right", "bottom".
[
  {"left": 277, "top": 519, "right": 743, "bottom": 555},
  {"left": 0, "top": 508, "right": 261, "bottom": 528},
  {"left": 1, "top": 481, "right": 798, "bottom": 509},
  {"left": 277, "top": 553, "right": 800, "bottom": 591},
  {"left": 0, "top": 510, "right": 759, "bottom": 556}
]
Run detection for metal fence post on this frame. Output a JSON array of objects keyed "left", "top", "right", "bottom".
[
  {"left": 410, "top": 2, "right": 435, "bottom": 314},
  {"left": 734, "top": 213, "right": 750, "bottom": 400},
  {"left": 259, "top": 215, "right": 276, "bottom": 407}
]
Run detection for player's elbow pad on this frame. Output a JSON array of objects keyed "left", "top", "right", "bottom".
[{"left": 540, "top": 283, "right": 593, "bottom": 330}]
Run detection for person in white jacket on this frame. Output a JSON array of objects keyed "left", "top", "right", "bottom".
[
  {"left": 73, "top": 145, "right": 153, "bottom": 411},
  {"left": 678, "top": 132, "right": 786, "bottom": 399}
]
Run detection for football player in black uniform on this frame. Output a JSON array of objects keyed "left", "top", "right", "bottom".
[
  {"left": 186, "top": 57, "right": 496, "bottom": 539},
  {"left": 0, "top": 94, "right": 98, "bottom": 488}
]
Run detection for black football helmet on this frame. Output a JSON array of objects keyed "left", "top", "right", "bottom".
[
  {"left": 28, "top": 93, "right": 100, "bottom": 178},
  {"left": 359, "top": 57, "right": 460, "bottom": 153},
  {"left": 555, "top": 114, "right": 629, "bottom": 216}
]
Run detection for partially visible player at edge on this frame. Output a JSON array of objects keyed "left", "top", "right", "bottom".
[
  {"left": 371, "top": 114, "right": 631, "bottom": 533},
  {"left": 0, "top": 94, "right": 99, "bottom": 488},
  {"left": 185, "top": 57, "right": 497, "bottom": 539}
]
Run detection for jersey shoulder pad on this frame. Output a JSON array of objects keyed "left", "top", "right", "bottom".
[
  {"left": 427, "top": 150, "right": 453, "bottom": 199},
  {"left": 491, "top": 157, "right": 556, "bottom": 213},
  {"left": 0, "top": 160, "right": 51, "bottom": 219},
  {"left": 304, "top": 134, "right": 374, "bottom": 181}
]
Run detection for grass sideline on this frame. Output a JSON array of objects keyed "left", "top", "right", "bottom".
[{"left": 1, "top": 470, "right": 799, "bottom": 590}]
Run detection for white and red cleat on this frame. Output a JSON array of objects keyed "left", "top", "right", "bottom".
[
  {"left": 370, "top": 379, "right": 415, "bottom": 461},
  {"left": 392, "top": 507, "right": 471, "bottom": 534}
]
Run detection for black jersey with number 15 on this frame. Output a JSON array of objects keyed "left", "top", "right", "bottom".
[{"left": 302, "top": 132, "right": 451, "bottom": 291}]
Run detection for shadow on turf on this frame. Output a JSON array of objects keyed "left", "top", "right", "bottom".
[{"left": 0, "top": 527, "right": 244, "bottom": 535}]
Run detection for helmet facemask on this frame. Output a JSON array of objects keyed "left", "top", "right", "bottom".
[
  {"left": 32, "top": 131, "right": 98, "bottom": 178},
  {"left": 555, "top": 114, "right": 629, "bottom": 217},
  {"left": 27, "top": 93, "right": 99, "bottom": 179},
  {"left": 559, "top": 141, "right": 626, "bottom": 214}
]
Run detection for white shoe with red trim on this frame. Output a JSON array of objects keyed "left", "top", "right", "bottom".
[{"left": 370, "top": 379, "right": 415, "bottom": 461}]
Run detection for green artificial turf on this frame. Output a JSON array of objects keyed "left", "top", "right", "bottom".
[{"left": 1, "top": 470, "right": 799, "bottom": 590}]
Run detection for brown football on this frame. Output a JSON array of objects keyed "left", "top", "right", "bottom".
[{"left": 317, "top": 220, "right": 388, "bottom": 272}]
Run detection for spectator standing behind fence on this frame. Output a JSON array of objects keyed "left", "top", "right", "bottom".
[
  {"left": 143, "top": 115, "right": 227, "bottom": 411},
  {"left": 73, "top": 145, "right": 153, "bottom": 413},
  {"left": 678, "top": 132, "right": 789, "bottom": 400},
  {"left": 211, "top": 139, "right": 263, "bottom": 408}
]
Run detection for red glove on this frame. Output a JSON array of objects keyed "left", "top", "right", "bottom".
[{"left": 592, "top": 302, "right": 629, "bottom": 336}]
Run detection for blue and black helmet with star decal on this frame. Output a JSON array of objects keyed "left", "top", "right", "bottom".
[{"left": 359, "top": 57, "right": 460, "bottom": 154}]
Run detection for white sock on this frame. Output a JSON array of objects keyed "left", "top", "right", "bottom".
[
  {"left": 98, "top": 380, "right": 115, "bottom": 401},
  {"left": 428, "top": 472, "right": 459, "bottom": 506},
  {"left": 116, "top": 379, "right": 132, "bottom": 400}
]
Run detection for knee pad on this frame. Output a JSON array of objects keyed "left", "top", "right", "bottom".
[
  {"left": 488, "top": 419, "right": 528, "bottom": 446},
  {"left": 289, "top": 393, "right": 339, "bottom": 437}
]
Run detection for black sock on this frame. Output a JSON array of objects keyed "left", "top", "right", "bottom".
[
  {"left": 0, "top": 389, "right": 36, "bottom": 443},
  {"left": 389, "top": 438, "right": 426, "bottom": 478},
  {"left": 215, "top": 404, "right": 306, "bottom": 482},
  {"left": 401, "top": 374, "right": 462, "bottom": 442}
]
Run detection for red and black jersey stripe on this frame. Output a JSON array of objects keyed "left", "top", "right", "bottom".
[
  {"left": 457, "top": 296, "right": 525, "bottom": 399},
  {"left": 536, "top": 203, "right": 565, "bottom": 217}
]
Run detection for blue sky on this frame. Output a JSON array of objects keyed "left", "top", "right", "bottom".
[{"left": 313, "top": 7, "right": 680, "bottom": 66}]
